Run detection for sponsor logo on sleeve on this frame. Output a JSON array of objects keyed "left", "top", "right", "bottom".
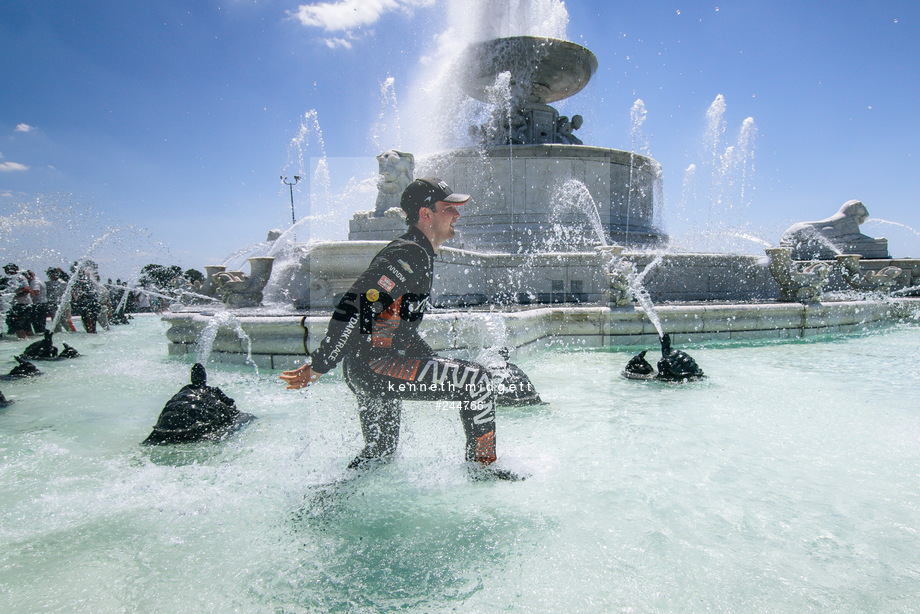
[
  {"left": 386, "top": 264, "right": 406, "bottom": 282},
  {"left": 397, "top": 259, "right": 414, "bottom": 274},
  {"left": 377, "top": 275, "right": 396, "bottom": 292}
]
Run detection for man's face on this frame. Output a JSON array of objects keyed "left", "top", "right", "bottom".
[{"left": 429, "top": 201, "right": 461, "bottom": 243}]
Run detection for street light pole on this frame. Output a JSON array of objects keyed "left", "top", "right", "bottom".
[{"left": 281, "top": 175, "right": 301, "bottom": 226}]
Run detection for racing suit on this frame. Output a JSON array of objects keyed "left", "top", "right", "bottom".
[{"left": 308, "top": 226, "right": 497, "bottom": 468}]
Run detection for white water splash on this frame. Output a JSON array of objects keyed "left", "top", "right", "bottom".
[
  {"left": 371, "top": 76, "right": 402, "bottom": 152},
  {"left": 49, "top": 229, "right": 123, "bottom": 331},
  {"left": 679, "top": 163, "right": 698, "bottom": 225},
  {"left": 404, "top": 0, "right": 569, "bottom": 153},
  {"left": 196, "top": 311, "right": 258, "bottom": 375},
  {"left": 704, "top": 94, "right": 727, "bottom": 227},
  {"left": 283, "top": 109, "right": 332, "bottom": 239},
  {"left": 628, "top": 99, "right": 652, "bottom": 243},
  {"left": 628, "top": 254, "right": 665, "bottom": 337},
  {"left": 671, "top": 96, "right": 758, "bottom": 251},
  {"left": 544, "top": 178, "right": 609, "bottom": 250},
  {"left": 734, "top": 116, "right": 758, "bottom": 224}
]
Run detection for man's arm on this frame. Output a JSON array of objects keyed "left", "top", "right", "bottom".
[
  {"left": 308, "top": 242, "right": 424, "bottom": 373},
  {"left": 281, "top": 246, "right": 404, "bottom": 387},
  {"left": 307, "top": 269, "right": 396, "bottom": 374},
  {"left": 282, "top": 240, "right": 427, "bottom": 387}
]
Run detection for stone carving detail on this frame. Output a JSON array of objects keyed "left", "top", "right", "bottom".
[
  {"left": 474, "top": 106, "right": 586, "bottom": 146},
  {"left": 835, "top": 254, "right": 902, "bottom": 291},
  {"left": 766, "top": 247, "right": 830, "bottom": 303},
  {"left": 209, "top": 257, "right": 275, "bottom": 308},
  {"left": 198, "top": 265, "right": 226, "bottom": 298},
  {"left": 597, "top": 246, "right": 633, "bottom": 307},
  {"left": 461, "top": 37, "right": 595, "bottom": 147},
  {"left": 780, "top": 200, "right": 889, "bottom": 260},
  {"left": 374, "top": 149, "right": 414, "bottom": 216},
  {"left": 555, "top": 114, "right": 583, "bottom": 145},
  {"left": 606, "top": 262, "right": 635, "bottom": 307}
]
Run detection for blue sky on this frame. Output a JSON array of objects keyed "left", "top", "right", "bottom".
[{"left": 2, "top": 0, "right": 919, "bottom": 278}]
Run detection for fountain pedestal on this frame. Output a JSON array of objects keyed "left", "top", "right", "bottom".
[
  {"left": 421, "top": 145, "right": 665, "bottom": 252},
  {"left": 348, "top": 145, "right": 665, "bottom": 253},
  {"left": 348, "top": 211, "right": 407, "bottom": 241}
]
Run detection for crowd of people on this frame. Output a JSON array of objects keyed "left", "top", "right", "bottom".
[{"left": 0, "top": 262, "right": 157, "bottom": 339}]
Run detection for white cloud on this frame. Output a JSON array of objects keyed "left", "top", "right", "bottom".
[
  {"left": 292, "top": 0, "right": 433, "bottom": 32},
  {"left": 324, "top": 36, "right": 354, "bottom": 49},
  {"left": 14, "top": 123, "right": 35, "bottom": 133},
  {"left": 0, "top": 162, "right": 28, "bottom": 172}
]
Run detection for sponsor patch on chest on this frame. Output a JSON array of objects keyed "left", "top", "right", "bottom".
[
  {"left": 386, "top": 264, "right": 406, "bottom": 282},
  {"left": 377, "top": 275, "right": 396, "bottom": 292}
]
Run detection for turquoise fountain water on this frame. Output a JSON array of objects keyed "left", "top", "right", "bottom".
[
  {"left": 2, "top": 316, "right": 920, "bottom": 611},
  {"left": 4, "top": 2, "right": 919, "bottom": 610}
]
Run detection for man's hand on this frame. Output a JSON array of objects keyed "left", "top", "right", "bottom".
[{"left": 279, "top": 363, "right": 322, "bottom": 390}]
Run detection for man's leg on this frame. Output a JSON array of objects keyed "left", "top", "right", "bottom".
[
  {"left": 362, "top": 355, "right": 516, "bottom": 470},
  {"left": 11, "top": 305, "right": 32, "bottom": 338},
  {"left": 452, "top": 366, "right": 519, "bottom": 480},
  {"left": 344, "top": 354, "right": 521, "bottom": 480},
  {"left": 461, "top": 405, "right": 496, "bottom": 464},
  {"left": 347, "top": 393, "right": 402, "bottom": 470},
  {"left": 32, "top": 304, "right": 47, "bottom": 334}
]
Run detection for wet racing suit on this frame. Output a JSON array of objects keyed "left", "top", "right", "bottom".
[{"left": 308, "top": 226, "right": 497, "bottom": 469}]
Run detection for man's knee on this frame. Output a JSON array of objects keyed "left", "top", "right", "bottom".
[{"left": 461, "top": 363, "right": 493, "bottom": 400}]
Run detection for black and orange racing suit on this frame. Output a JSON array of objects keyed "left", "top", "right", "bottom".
[{"left": 308, "top": 226, "right": 497, "bottom": 469}]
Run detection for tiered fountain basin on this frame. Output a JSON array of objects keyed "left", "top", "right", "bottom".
[
  {"left": 163, "top": 26, "right": 920, "bottom": 368},
  {"left": 163, "top": 300, "right": 920, "bottom": 369},
  {"left": 242, "top": 239, "right": 920, "bottom": 310},
  {"left": 350, "top": 145, "right": 664, "bottom": 251},
  {"left": 163, "top": 247, "right": 920, "bottom": 370},
  {"left": 281, "top": 243, "right": 783, "bottom": 312}
]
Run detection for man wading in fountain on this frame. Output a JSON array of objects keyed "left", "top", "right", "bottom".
[{"left": 280, "top": 178, "right": 521, "bottom": 481}]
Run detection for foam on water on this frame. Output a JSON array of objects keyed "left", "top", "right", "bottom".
[{"left": 2, "top": 316, "right": 920, "bottom": 611}]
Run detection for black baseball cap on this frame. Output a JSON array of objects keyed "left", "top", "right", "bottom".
[{"left": 400, "top": 177, "right": 470, "bottom": 223}]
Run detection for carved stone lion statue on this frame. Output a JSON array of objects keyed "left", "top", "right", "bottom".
[
  {"left": 374, "top": 149, "right": 414, "bottom": 216},
  {"left": 779, "top": 199, "right": 888, "bottom": 260}
]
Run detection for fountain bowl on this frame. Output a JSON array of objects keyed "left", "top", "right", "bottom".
[{"left": 459, "top": 36, "right": 598, "bottom": 104}]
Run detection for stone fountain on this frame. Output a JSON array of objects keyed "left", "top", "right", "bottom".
[
  {"left": 309, "top": 35, "right": 667, "bottom": 310},
  {"left": 435, "top": 35, "right": 665, "bottom": 251},
  {"left": 163, "top": 33, "right": 920, "bottom": 368}
]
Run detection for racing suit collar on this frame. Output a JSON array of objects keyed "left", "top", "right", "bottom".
[{"left": 405, "top": 225, "right": 436, "bottom": 258}]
